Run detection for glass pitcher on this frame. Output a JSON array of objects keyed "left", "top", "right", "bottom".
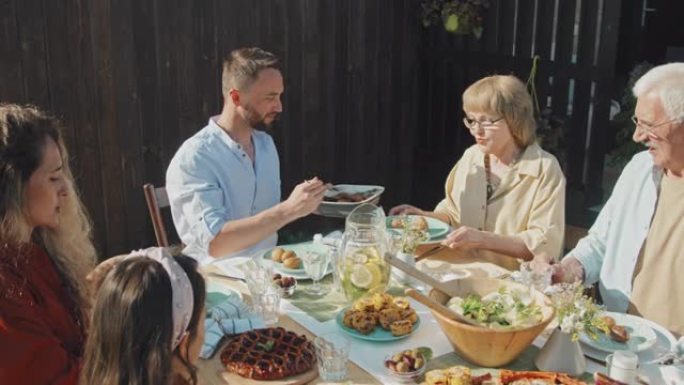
[{"left": 338, "top": 203, "right": 391, "bottom": 302}]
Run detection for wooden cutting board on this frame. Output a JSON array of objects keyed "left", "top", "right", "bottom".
[{"left": 218, "top": 368, "right": 318, "bottom": 385}]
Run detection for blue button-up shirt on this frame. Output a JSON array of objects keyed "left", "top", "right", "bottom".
[
  {"left": 166, "top": 117, "right": 281, "bottom": 264},
  {"left": 569, "top": 151, "right": 661, "bottom": 312}
]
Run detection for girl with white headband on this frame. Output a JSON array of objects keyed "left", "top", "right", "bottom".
[{"left": 81, "top": 247, "right": 206, "bottom": 385}]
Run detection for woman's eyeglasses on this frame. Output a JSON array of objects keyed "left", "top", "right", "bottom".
[{"left": 463, "top": 116, "right": 504, "bottom": 131}]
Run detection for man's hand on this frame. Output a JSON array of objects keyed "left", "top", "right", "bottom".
[
  {"left": 441, "top": 226, "right": 485, "bottom": 249},
  {"left": 283, "top": 177, "right": 328, "bottom": 219},
  {"left": 388, "top": 204, "right": 425, "bottom": 216},
  {"left": 531, "top": 256, "right": 585, "bottom": 284}
]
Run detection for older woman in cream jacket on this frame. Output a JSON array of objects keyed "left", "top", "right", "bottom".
[{"left": 391, "top": 75, "right": 565, "bottom": 270}]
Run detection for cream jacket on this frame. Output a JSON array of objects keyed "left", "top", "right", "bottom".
[{"left": 434, "top": 143, "right": 566, "bottom": 270}]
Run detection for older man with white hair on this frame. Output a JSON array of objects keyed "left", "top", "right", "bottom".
[{"left": 548, "top": 62, "right": 684, "bottom": 337}]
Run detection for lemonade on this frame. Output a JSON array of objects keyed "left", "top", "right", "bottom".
[{"left": 340, "top": 246, "right": 390, "bottom": 301}]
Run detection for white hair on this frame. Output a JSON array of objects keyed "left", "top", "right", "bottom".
[{"left": 633, "top": 63, "right": 684, "bottom": 122}]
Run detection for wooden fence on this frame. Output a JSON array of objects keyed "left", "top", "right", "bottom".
[
  {"left": 413, "top": 0, "right": 622, "bottom": 217},
  {"left": 0, "top": 0, "right": 621, "bottom": 257}
]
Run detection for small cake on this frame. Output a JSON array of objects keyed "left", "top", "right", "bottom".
[{"left": 389, "top": 319, "right": 413, "bottom": 336}]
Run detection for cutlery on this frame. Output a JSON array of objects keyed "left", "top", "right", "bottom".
[
  {"left": 404, "top": 288, "right": 476, "bottom": 325},
  {"left": 415, "top": 245, "right": 445, "bottom": 262}
]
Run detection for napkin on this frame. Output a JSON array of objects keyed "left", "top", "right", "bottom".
[
  {"left": 201, "top": 296, "right": 265, "bottom": 359},
  {"left": 660, "top": 365, "right": 684, "bottom": 384}
]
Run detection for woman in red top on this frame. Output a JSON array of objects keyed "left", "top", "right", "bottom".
[{"left": 0, "top": 104, "right": 97, "bottom": 385}]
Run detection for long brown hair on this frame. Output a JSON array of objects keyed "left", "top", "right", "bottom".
[
  {"left": 0, "top": 104, "right": 96, "bottom": 316},
  {"left": 81, "top": 254, "right": 206, "bottom": 385}
]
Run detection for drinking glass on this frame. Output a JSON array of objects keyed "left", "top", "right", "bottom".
[
  {"left": 314, "top": 333, "right": 351, "bottom": 382},
  {"left": 251, "top": 290, "right": 281, "bottom": 325},
  {"left": 301, "top": 250, "right": 330, "bottom": 296},
  {"left": 243, "top": 263, "right": 273, "bottom": 296}
]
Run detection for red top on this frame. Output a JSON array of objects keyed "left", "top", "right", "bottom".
[{"left": 0, "top": 243, "right": 85, "bottom": 385}]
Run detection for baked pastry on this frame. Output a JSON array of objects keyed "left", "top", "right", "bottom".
[
  {"left": 351, "top": 312, "right": 377, "bottom": 334},
  {"left": 399, "top": 307, "right": 418, "bottom": 325},
  {"left": 344, "top": 294, "right": 418, "bottom": 335},
  {"left": 389, "top": 319, "right": 413, "bottom": 336},
  {"left": 343, "top": 309, "right": 362, "bottom": 328},
  {"left": 425, "top": 369, "right": 449, "bottom": 385},
  {"left": 281, "top": 250, "right": 296, "bottom": 262},
  {"left": 352, "top": 297, "right": 375, "bottom": 312},
  {"left": 371, "top": 293, "right": 393, "bottom": 311},
  {"left": 378, "top": 308, "right": 401, "bottom": 329},
  {"left": 425, "top": 365, "right": 471, "bottom": 385},
  {"left": 282, "top": 256, "right": 301, "bottom": 269},
  {"left": 220, "top": 327, "right": 316, "bottom": 381},
  {"left": 500, "top": 369, "right": 588, "bottom": 385},
  {"left": 392, "top": 296, "right": 410, "bottom": 310},
  {"left": 271, "top": 247, "right": 285, "bottom": 262}
]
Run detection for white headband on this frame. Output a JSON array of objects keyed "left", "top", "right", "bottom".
[{"left": 127, "top": 247, "right": 194, "bottom": 349}]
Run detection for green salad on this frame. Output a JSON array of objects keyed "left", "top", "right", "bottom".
[{"left": 447, "top": 287, "right": 543, "bottom": 329}]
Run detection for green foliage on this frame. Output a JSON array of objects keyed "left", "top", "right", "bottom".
[
  {"left": 420, "top": 0, "right": 491, "bottom": 38},
  {"left": 546, "top": 282, "right": 609, "bottom": 342}
]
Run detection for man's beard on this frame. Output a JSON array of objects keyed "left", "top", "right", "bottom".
[{"left": 245, "top": 108, "right": 280, "bottom": 130}]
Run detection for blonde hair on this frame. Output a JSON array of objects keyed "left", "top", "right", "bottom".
[
  {"left": 0, "top": 104, "right": 97, "bottom": 316},
  {"left": 462, "top": 75, "right": 537, "bottom": 147},
  {"left": 222, "top": 47, "right": 279, "bottom": 95}
]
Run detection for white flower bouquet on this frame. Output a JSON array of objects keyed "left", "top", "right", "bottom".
[{"left": 544, "top": 281, "right": 608, "bottom": 341}]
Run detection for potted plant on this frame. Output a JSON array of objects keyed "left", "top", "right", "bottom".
[{"left": 420, "top": 0, "right": 492, "bottom": 38}]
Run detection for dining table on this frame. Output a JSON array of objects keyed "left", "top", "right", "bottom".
[
  {"left": 197, "top": 264, "right": 381, "bottom": 385},
  {"left": 196, "top": 245, "right": 614, "bottom": 385}
]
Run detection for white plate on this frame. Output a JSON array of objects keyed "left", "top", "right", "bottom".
[
  {"left": 315, "top": 184, "right": 385, "bottom": 218},
  {"left": 386, "top": 215, "right": 450, "bottom": 242},
  {"left": 261, "top": 243, "right": 333, "bottom": 280},
  {"left": 581, "top": 314, "right": 676, "bottom": 363},
  {"left": 205, "top": 280, "right": 243, "bottom": 309}
]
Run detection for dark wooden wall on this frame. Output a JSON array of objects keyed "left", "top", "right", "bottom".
[
  {"left": 0, "top": 0, "right": 421, "bottom": 257},
  {"left": 0, "top": 0, "right": 621, "bottom": 257}
]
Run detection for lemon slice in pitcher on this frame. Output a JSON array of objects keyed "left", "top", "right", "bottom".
[{"left": 351, "top": 263, "right": 382, "bottom": 289}]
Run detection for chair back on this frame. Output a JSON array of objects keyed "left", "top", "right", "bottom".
[{"left": 143, "top": 183, "right": 170, "bottom": 247}]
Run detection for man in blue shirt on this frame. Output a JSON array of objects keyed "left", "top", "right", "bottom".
[{"left": 166, "top": 47, "right": 327, "bottom": 263}]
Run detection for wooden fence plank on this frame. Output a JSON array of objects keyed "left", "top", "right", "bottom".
[
  {"left": 586, "top": 0, "right": 622, "bottom": 204},
  {"left": 64, "top": 0, "right": 108, "bottom": 254},
  {"left": 0, "top": 0, "right": 24, "bottom": 102},
  {"left": 15, "top": 0, "right": 50, "bottom": 107},
  {"left": 89, "top": 0, "right": 128, "bottom": 254}
]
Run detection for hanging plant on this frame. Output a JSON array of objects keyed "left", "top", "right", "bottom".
[
  {"left": 420, "top": 0, "right": 491, "bottom": 38},
  {"left": 526, "top": 55, "right": 568, "bottom": 171}
]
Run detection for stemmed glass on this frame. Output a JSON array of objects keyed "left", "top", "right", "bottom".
[{"left": 301, "top": 250, "right": 330, "bottom": 296}]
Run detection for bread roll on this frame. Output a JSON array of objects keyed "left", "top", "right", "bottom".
[
  {"left": 282, "top": 256, "right": 301, "bottom": 269},
  {"left": 271, "top": 247, "right": 285, "bottom": 262},
  {"left": 281, "top": 250, "right": 296, "bottom": 262}
]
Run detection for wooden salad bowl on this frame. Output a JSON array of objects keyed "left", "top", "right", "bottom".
[{"left": 429, "top": 277, "right": 555, "bottom": 367}]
